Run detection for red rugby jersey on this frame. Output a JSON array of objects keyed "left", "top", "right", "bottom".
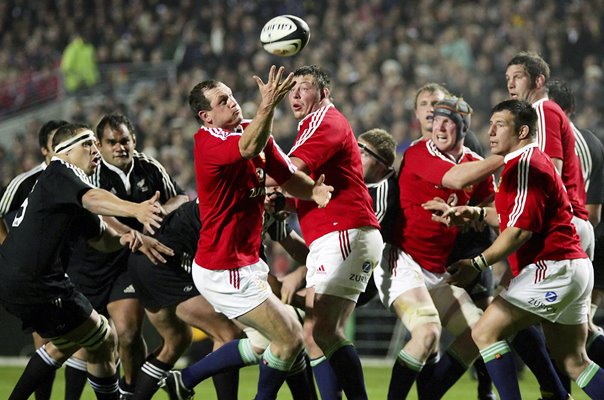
[
  {"left": 496, "top": 143, "right": 586, "bottom": 276},
  {"left": 395, "top": 140, "right": 495, "bottom": 273},
  {"left": 533, "top": 98, "right": 588, "bottom": 220},
  {"left": 289, "top": 104, "right": 379, "bottom": 246},
  {"left": 194, "top": 122, "right": 295, "bottom": 270}
]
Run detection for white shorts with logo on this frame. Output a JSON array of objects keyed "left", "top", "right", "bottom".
[
  {"left": 573, "top": 215, "right": 595, "bottom": 260},
  {"left": 500, "top": 258, "right": 593, "bottom": 325},
  {"left": 306, "top": 227, "right": 383, "bottom": 302},
  {"left": 373, "top": 243, "right": 428, "bottom": 308},
  {"left": 192, "top": 259, "right": 272, "bottom": 319}
]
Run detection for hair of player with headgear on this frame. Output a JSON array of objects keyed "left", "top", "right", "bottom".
[
  {"left": 547, "top": 79, "right": 575, "bottom": 116},
  {"left": 491, "top": 99, "right": 538, "bottom": 138},
  {"left": 52, "top": 123, "right": 92, "bottom": 151},
  {"left": 507, "top": 51, "right": 551, "bottom": 87},
  {"left": 358, "top": 128, "right": 397, "bottom": 168},
  {"left": 293, "top": 65, "right": 331, "bottom": 95},
  {"left": 413, "top": 82, "right": 451, "bottom": 110},
  {"left": 38, "top": 120, "right": 69, "bottom": 149},
  {"left": 189, "top": 80, "right": 221, "bottom": 124},
  {"left": 96, "top": 113, "right": 136, "bottom": 141},
  {"left": 433, "top": 96, "right": 473, "bottom": 142}
]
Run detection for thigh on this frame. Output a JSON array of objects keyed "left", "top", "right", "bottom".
[
  {"left": 107, "top": 297, "right": 145, "bottom": 335},
  {"left": 542, "top": 321, "right": 589, "bottom": 363},
  {"left": 176, "top": 295, "right": 242, "bottom": 345},
  {"left": 429, "top": 284, "right": 483, "bottom": 336},
  {"left": 392, "top": 286, "right": 441, "bottom": 332}
]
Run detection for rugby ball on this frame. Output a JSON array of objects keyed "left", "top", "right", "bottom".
[{"left": 260, "top": 15, "right": 310, "bottom": 57}]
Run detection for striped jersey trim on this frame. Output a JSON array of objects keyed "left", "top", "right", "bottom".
[
  {"left": 571, "top": 123, "right": 592, "bottom": 191},
  {"left": 54, "top": 158, "right": 94, "bottom": 188},
  {"left": 367, "top": 170, "right": 394, "bottom": 223},
  {"left": 426, "top": 140, "right": 458, "bottom": 164},
  {"left": 338, "top": 230, "right": 351, "bottom": 259},
  {"left": 134, "top": 151, "right": 179, "bottom": 197},
  {"left": 507, "top": 147, "right": 532, "bottom": 227},
  {"left": 534, "top": 260, "right": 548, "bottom": 284},
  {"left": 289, "top": 104, "right": 332, "bottom": 155},
  {"left": 533, "top": 99, "right": 547, "bottom": 152},
  {"left": 0, "top": 162, "right": 45, "bottom": 216}
]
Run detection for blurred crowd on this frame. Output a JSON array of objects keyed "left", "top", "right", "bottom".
[{"left": 1, "top": 0, "right": 604, "bottom": 195}]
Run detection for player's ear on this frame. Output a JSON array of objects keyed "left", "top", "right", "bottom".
[
  {"left": 320, "top": 87, "right": 330, "bottom": 100},
  {"left": 200, "top": 110, "right": 211, "bottom": 125}
]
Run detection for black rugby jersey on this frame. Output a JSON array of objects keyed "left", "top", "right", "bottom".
[
  {"left": 0, "top": 162, "right": 45, "bottom": 222},
  {"left": 367, "top": 170, "right": 398, "bottom": 244},
  {"left": 0, "top": 159, "right": 102, "bottom": 304}
]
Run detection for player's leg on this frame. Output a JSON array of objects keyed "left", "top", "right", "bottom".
[
  {"left": 107, "top": 297, "right": 147, "bottom": 399},
  {"left": 417, "top": 283, "right": 483, "bottom": 400},
  {"left": 31, "top": 332, "right": 55, "bottom": 400},
  {"left": 471, "top": 296, "right": 541, "bottom": 400},
  {"left": 373, "top": 244, "right": 441, "bottom": 400},
  {"left": 133, "top": 305, "right": 192, "bottom": 400},
  {"left": 176, "top": 295, "right": 244, "bottom": 400},
  {"left": 64, "top": 347, "right": 89, "bottom": 400}
]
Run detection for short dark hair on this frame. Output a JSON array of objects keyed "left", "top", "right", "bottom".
[
  {"left": 491, "top": 99, "right": 538, "bottom": 137},
  {"left": 507, "top": 51, "right": 550, "bottom": 84},
  {"left": 358, "top": 128, "right": 396, "bottom": 167},
  {"left": 293, "top": 65, "right": 331, "bottom": 93},
  {"left": 189, "top": 80, "right": 221, "bottom": 123},
  {"left": 414, "top": 83, "right": 451, "bottom": 110},
  {"left": 96, "top": 114, "right": 136, "bottom": 140},
  {"left": 547, "top": 79, "right": 574, "bottom": 115},
  {"left": 38, "top": 120, "right": 69, "bottom": 149},
  {"left": 52, "top": 123, "right": 91, "bottom": 150}
]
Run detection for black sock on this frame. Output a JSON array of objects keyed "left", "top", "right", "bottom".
[
  {"left": 88, "top": 372, "right": 119, "bottom": 400},
  {"left": 64, "top": 357, "right": 88, "bottom": 400},
  {"left": 416, "top": 351, "right": 466, "bottom": 399},
  {"left": 212, "top": 369, "right": 240, "bottom": 400},
  {"left": 328, "top": 344, "right": 367, "bottom": 400},
  {"left": 33, "top": 367, "right": 55, "bottom": 400},
  {"left": 133, "top": 355, "right": 173, "bottom": 399},
  {"left": 119, "top": 375, "right": 135, "bottom": 398},
  {"left": 285, "top": 352, "right": 313, "bottom": 400},
  {"left": 10, "top": 346, "right": 61, "bottom": 400},
  {"left": 473, "top": 357, "right": 494, "bottom": 397}
]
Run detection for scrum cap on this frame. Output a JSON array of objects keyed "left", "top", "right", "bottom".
[{"left": 433, "top": 97, "right": 473, "bottom": 142}]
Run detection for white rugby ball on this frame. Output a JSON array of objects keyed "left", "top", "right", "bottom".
[{"left": 260, "top": 15, "right": 310, "bottom": 57}]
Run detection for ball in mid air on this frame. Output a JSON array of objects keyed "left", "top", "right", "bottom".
[{"left": 260, "top": 15, "right": 310, "bottom": 57}]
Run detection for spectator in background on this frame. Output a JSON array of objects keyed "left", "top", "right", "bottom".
[{"left": 61, "top": 32, "right": 99, "bottom": 93}]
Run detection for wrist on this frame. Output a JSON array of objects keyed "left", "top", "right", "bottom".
[{"left": 470, "top": 253, "right": 490, "bottom": 272}]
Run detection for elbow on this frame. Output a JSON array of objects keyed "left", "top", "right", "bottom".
[{"left": 239, "top": 145, "right": 262, "bottom": 160}]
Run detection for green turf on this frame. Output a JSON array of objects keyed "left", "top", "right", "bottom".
[{"left": 0, "top": 364, "right": 589, "bottom": 399}]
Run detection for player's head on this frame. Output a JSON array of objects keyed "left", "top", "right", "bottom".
[
  {"left": 547, "top": 79, "right": 575, "bottom": 116},
  {"left": 488, "top": 99, "right": 537, "bottom": 156},
  {"left": 414, "top": 83, "right": 451, "bottom": 139},
  {"left": 432, "top": 97, "right": 472, "bottom": 152},
  {"left": 189, "top": 80, "right": 242, "bottom": 130},
  {"left": 506, "top": 51, "right": 550, "bottom": 102},
  {"left": 358, "top": 129, "right": 396, "bottom": 184},
  {"left": 96, "top": 114, "right": 137, "bottom": 172},
  {"left": 289, "top": 65, "right": 331, "bottom": 120},
  {"left": 53, "top": 123, "right": 100, "bottom": 175},
  {"left": 38, "top": 120, "right": 69, "bottom": 163}
]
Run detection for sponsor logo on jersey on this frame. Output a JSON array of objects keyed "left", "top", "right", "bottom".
[
  {"left": 137, "top": 179, "right": 149, "bottom": 192},
  {"left": 349, "top": 273, "right": 369, "bottom": 283},
  {"left": 249, "top": 186, "right": 267, "bottom": 198},
  {"left": 183, "top": 285, "right": 194, "bottom": 293}
]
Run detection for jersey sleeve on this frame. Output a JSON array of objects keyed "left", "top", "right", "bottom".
[
  {"left": 289, "top": 116, "right": 342, "bottom": 173},
  {"left": 586, "top": 137, "right": 604, "bottom": 205},
  {"left": 265, "top": 137, "right": 296, "bottom": 185},
  {"left": 541, "top": 110, "right": 564, "bottom": 160},
  {"left": 45, "top": 163, "right": 95, "bottom": 207},
  {"left": 141, "top": 152, "right": 187, "bottom": 201},
  {"left": 504, "top": 161, "right": 546, "bottom": 233},
  {"left": 406, "top": 144, "right": 455, "bottom": 186},
  {"left": 0, "top": 176, "right": 35, "bottom": 217},
  {"left": 76, "top": 211, "right": 106, "bottom": 240}
]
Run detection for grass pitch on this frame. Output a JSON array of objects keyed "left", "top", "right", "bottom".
[{"left": 0, "top": 362, "right": 590, "bottom": 399}]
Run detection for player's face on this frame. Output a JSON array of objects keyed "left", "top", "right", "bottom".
[
  {"left": 432, "top": 115, "right": 460, "bottom": 154},
  {"left": 67, "top": 131, "right": 101, "bottom": 175},
  {"left": 505, "top": 65, "right": 533, "bottom": 102},
  {"left": 488, "top": 110, "right": 518, "bottom": 156},
  {"left": 203, "top": 83, "right": 242, "bottom": 130},
  {"left": 415, "top": 90, "right": 445, "bottom": 139},
  {"left": 98, "top": 123, "right": 136, "bottom": 172},
  {"left": 288, "top": 75, "right": 322, "bottom": 120},
  {"left": 358, "top": 140, "right": 386, "bottom": 184}
]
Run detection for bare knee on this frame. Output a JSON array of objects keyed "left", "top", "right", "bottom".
[
  {"left": 471, "top": 322, "right": 498, "bottom": 349},
  {"left": 409, "top": 323, "right": 441, "bottom": 358}
]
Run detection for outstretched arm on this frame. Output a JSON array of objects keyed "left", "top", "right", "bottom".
[
  {"left": 441, "top": 155, "right": 504, "bottom": 190},
  {"left": 239, "top": 66, "right": 296, "bottom": 159}
]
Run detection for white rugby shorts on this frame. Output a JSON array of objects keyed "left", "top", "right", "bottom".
[
  {"left": 306, "top": 227, "right": 382, "bottom": 302},
  {"left": 192, "top": 259, "right": 272, "bottom": 319},
  {"left": 373, "top": 243, "right": 427, "bottom": 308},
  {"left": 573, "top": 215, "right": 595, "bottom": 260},
  {"left": 500, "top": 258, "right": 593, "bottom": 325}
]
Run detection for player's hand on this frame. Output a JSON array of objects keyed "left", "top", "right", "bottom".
[
  {"left": 138, "top": 234, "right": 175, "bottom": 265},
  {"left": 136, "top": 191, "right": 164, "bottom": 234},
  {"left": 279, "top": 266, "right": 307, "bottom": 305},
  {"left": 120, "top": 229, "right": 142, "bottom": 252},
  {"left": 253, "top": 65, "right": 295, "bottom": 110},
  {"left": 422, "top": 197, "right": 453, "bottom": 226},
  {"left": 446, "top": 259, "right": 479, "bottom": 288},
  {"left": 311, "top": 174, "right": 334, "bottom": 208}
]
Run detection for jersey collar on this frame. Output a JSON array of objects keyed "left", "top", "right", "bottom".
[{"left": 504, "top": 142, "right": 539, "bottom": 164}]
